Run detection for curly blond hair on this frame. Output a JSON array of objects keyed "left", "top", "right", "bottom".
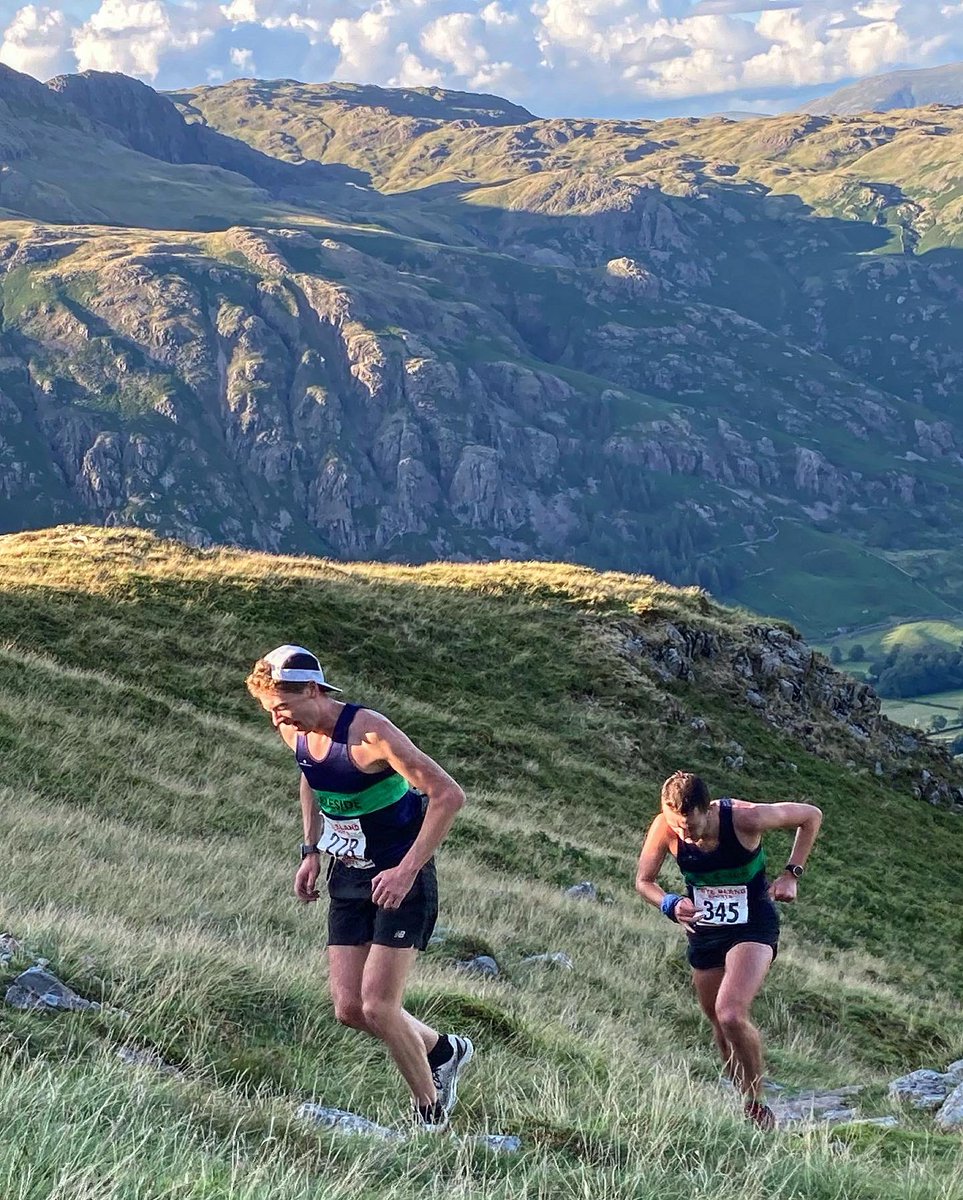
[{"left": 244, "top": 659, "right": 315, "bottom": 698}]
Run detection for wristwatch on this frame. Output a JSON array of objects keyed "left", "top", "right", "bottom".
[
  {"left": 784, "top": 863, "right": 804, "bottom": 879},
  {"left": 300, "top": 842, "right": 320, "bottom": 860}
]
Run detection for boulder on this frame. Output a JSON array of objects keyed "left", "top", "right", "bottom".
[
  {"left": 935, "top": 1082, "right": 963, "bottom": 1132},
  {"left": 5, "top": 966, "right": 100, "bottom": 1012},
  {"left": 888, "top": 1069, "right": 951, "bottom": 1110}
]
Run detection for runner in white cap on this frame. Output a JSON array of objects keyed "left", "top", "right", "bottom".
[{"left": 246, "top": 645, "right": 474, "bottom": 1131}]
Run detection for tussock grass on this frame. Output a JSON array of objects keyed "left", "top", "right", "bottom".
[{"left": 0, "top": 525, "right": 959, "bottom": 1196}]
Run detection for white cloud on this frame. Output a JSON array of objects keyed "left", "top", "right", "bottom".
[
  {"left": 0, "top": 0, "right": 959, "bottom": 116},
  {"left": 0, "top": 5, "right": 72, "bottom": 78},
  {"left": 72, "top": 0, "right": 217, "bottom": 79},
  {"left": 229, "top": 44, "right": 256, "bottom": 71}
]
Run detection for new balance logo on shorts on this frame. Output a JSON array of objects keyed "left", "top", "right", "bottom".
[{"left": 394, "top": 930, "right": 406, "bottom": 938}]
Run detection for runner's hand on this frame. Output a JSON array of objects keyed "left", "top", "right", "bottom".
[
  {"left": 371, "top": 864, "right": 416, "bottom": 910},
  {"left": 295, "top": 856, "right": 321, "bottom": 904},
  {"left": 769, "top": 874, "right": 798, "bottom": 903},
  {"left": 674, "top": 897, "right": 703, "bottom": 931}
]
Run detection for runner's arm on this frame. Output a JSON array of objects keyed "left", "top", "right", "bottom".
[
  {"left": 364, "top": 717, "right": 465, "bottom": 876},
  {"left": 300, "top": 773, "right": 323, "bottom": 846},
  {"left": 736, "top": 801, "right": 822, "bottom": 868},
  {"left": 635, "top": 816, "right": 672, "bottom": 908},
  {"left": 636, "top": 817, "right": 700, "bottom": 927}
]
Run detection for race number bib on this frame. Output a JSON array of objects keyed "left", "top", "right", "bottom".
[
  {"left": 692, "top": 884, "right": 749, "bottom": 926},
  {"left": 319, "top": 815, "right": 374, "bottom": 869}
]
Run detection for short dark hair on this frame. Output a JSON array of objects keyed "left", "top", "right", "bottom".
[{"left": 661, "top": 771, "right": 710, "bottom": 814}]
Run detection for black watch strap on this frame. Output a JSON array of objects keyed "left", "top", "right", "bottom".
[
  {"left": 300, "top": 842, "right": 320, "bottom": 860},
  {"left": 785, "top": 863, "right": 804, "bottom": 879}
]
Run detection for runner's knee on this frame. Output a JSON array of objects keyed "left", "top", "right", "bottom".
[
  {"left": 333, "top": 997, "right": 366, "bottom": 1029},
  {"left": 361, "top": 995, "right": 400, "bottom": 1033},
  {"left": 715, "top": 1003, "right": 751, "bottom": 1035}
]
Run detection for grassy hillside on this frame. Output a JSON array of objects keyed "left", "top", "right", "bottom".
[{"left": 0, "top": 526, "right": 959, "bottom": 1199}]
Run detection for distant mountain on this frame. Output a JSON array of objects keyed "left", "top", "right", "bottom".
[
  {"left": 3, "top": 66, "right": 963, "bottom": 634},
  {"left": 805, "top": 61, "right": 963, "bottom": 115}
]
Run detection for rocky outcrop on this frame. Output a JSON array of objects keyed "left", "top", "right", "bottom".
[{"left": 613, "top": 618, "right": 963, "bottom": 809}]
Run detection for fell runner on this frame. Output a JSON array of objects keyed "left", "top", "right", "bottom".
[
  {"left": 246, "top": 645, "right": 473, "bottom": 1132},
  {"left": 636, "top": 772, "right": 822, "bottom": 1130}
]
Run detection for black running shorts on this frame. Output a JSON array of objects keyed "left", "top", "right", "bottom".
[
  {"left": 327, "top": 859, "right": 438, "bottom": 951},
  {"left": 686, "top": 902, "right": 779, "bottom": 972}
]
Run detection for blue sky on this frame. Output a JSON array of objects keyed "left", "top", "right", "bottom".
[{"left": 0, "top": 0, "right": 955, "bottom": 116}]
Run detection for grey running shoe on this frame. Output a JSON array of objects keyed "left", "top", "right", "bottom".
[
  {"left": 413, "top": 1099, "right": 450, "bottom": 1133},
  {"left": 431, "top": 1035, "right": 475, "bottom": 1116}
]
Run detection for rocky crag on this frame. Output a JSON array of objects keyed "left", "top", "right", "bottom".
[{"left": 2, "top": 68, "right": 963, "bottom": 631}]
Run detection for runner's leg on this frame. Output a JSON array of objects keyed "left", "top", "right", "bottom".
[
  {"left": 361, "top": 944, "right": 437, "bottom": 1105},
  {"left": 328, "top": 943, "right": 372, "bottom": 1032},
  {"left": 692, "top": 967, "right": 733, "bottom": 1078},
  {"left": 713, "top": 942, "right": 774, "bottom": 1103}
]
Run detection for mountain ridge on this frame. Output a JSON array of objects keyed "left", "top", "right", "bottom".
[{"left": 2, "top": 67, "right": 963, "bottom": 632}]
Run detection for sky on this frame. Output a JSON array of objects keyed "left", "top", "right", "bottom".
[{"left": 0, "top": 0, "right": 957, "bottom": 118}]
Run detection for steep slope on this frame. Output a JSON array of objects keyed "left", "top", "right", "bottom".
[
  {"left": 0, "top": 526, "right": 959, "bottom": 1198},
  {"left": 806, "top": 61, "right": 963, "bottom": 116},
  {"left": 0, "top": 65, "right": 280, "bottom": 229}
]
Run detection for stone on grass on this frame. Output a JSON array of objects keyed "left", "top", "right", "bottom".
[
  {"left": 935, "top": 1082, "right": 963, "bottom": 1132},
  {"left": 847, "top": 1116, "right": 900, "bottom": 1130},
  {"left": 5, "top": 966, "right": 100, "bottom": 1012},
  {"left": 296, "top": 1104, "right": 405, "bottom": 1142},
  {"left": 771, "top": 1087, "right": 863, "bottom": 1127},
  {"left": 564, "top": 882, "right": 597, "bottom": 901},
  {"left": 888, "top": 1070, "right": 951, "bottom": 1110},
  {"left": 115, "top": 1045, "right": 182, "bottom": 1077},
  {"left": 945, "top": 1059, "right": 963, "bottom": 1086},
  {"left": 467, "top": 1134, "right": 521, "bottom": 1153},
  {"left": 456, "top": 955, "right": 499, "bottom": 978},
  {"left": 519, "top": 952, "right": 573, "bottom": 971}
]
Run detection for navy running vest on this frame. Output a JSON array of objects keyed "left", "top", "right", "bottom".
[
  {"left": 295, "top": 704, "right": 423, "bottom": 869},
  {"left": 675, "top": 799, "right": 770, "bottom": 912}
]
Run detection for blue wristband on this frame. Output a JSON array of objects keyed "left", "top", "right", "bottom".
[{"left": 660, "top": 893, "right": 683, "bottom": 922}]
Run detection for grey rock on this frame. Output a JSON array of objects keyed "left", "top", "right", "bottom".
[
  {"left": 874, "top": 760, "right": 884, "bottom": 776},
  {"left": 456, "top": 955, "right": 500, "bottom": 978},
  {"left": 565, "top": 882, "right": 598, "bottom": 901},
  {"left": 846, "top": 1116, "right": 900, "bottom": 1129},
  {"left": 945, "top": 1059, "right": 963, "bottom": 1085},
  {"left": 296, "top": 1104, "right": 405, "bottom": 1141},
  {"left": 746, "top": 689, "right": 766, "bottom": 708},
  {"left": 724, "top": 755, "right": 745, "bottom": 770},
  {"left": 5, "top": 966, "right": 100, "bottom": 1012},
  {"left": 771, "top": 1086, "right": 865, "bottom": 1126},
  {"left": 935, "top": 1082, "right": 963, "bottom": 1132},
  {"left": 689, "top": 717, "right": 708, "bottom": 731},
  {"left": 519, "top": 952, "right": 574, "bottom": 970},
  {"left": 467, "top": 1134, "right": 522, "bottom": 1153},
  {"left": 777, "top": 679, "right": 796, "bottom": 701},
  {"left": 115, "top": 1045, "right": 182, "bottom": 1077},
  {"left": 888, "top": 1069, "right": 951, "bottom": 1110}
]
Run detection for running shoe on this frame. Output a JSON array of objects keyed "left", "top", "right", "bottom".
[
  {"left": 412, "top": 1099, "right": 450, "bottom": 1133},
  {"left": 432, "top": 1035, "right": 475, "bottom": 1116},
  {"left": 744, "top": 1099, "right": 776, "bottom": 1132}
]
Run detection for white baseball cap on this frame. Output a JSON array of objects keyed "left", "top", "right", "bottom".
[{"left": 262, "top": 644, "right": 341, "bottom": 692}]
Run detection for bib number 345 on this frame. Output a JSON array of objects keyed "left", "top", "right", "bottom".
[{"left": 692, "top": 884, "right": 749, "bottom": 926}]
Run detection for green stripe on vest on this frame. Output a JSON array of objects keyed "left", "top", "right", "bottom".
[
  {"left": 313, "top": 772, "right": 410, "bottom": 818},
  {"left": 684, "top": 848, "right": 767, "bottom": 888}
]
